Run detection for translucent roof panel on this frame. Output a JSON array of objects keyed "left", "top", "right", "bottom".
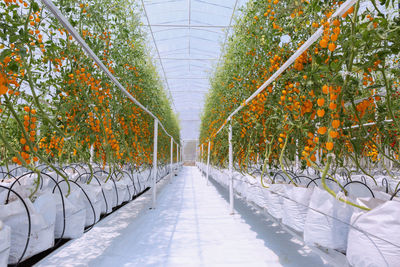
[{"left": 138, "top": 0, "right": 247, "bottom": 141}]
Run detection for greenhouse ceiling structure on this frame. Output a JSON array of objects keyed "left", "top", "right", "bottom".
[{"left": 139, "top": 0, "right": 247, "bottom": 141}]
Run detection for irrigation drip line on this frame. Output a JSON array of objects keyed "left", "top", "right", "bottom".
[
  {"left": 210, "top": 0, "right": 357, "bottom": 138},
  {"left": 40, "top": 0, "right": 179, "bottom": 145}
]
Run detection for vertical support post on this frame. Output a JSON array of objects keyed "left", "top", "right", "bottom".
[
  {"left": 228, "top": 122, "right": 234, "bottom": 215},
  {"left": 201, "top": 144, "right": 203, "bottom": 167},
  {"left": 152, "top": 119, "right": 158, "bottom": 209},
  {"left": 176, "top": 143, "right": 179, "bottom": 170},
  {"left": 195, "top": 141, "right": 198, "bottom": 162},
  {"left": 206, "top": 140, "right": 211, "bottom": 185},
  {"left": 170, "top": 137, "right": 174, "bottom": 178},
  {"left": 181, "top": 141, "right": 184, "bottom": 164}
]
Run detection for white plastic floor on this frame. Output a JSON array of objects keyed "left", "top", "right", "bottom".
[{"left": 36, "top": 166, "right": 331, "bottom": 267}]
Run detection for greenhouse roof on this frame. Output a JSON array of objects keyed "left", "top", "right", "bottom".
[{"left": 139, "top": 0, "right": 247, "bottom": 141}]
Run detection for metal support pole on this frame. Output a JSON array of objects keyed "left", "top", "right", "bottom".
[
  {"left": 176, "top": 143, "right": 179, "bottom": 170},
  {"left": 170, "top": 137, "right": 173, "bottom": 178},
  {"left": 228, "top": 122, "right": 234, "bottom": 214},
  {"left": 195, "top": 141, "right": 198, "bottom": 162},
  {"left": 152, "top": 119, "right": 158, "bottom": 209},
  {"left": 201, "top": 144, "right": 203, "bottom": 169},
  {"left": 206, "top": 141, "right": 211, "bottom": 185}
]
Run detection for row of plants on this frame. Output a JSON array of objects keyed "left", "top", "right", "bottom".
[
  {"left": 0, "top": 0, "right": 180, "bottom": 189},
  {"left": 200, "top": 0, "right": 400, "bottom": 198}
]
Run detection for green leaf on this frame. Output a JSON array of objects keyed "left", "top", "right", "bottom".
[
  {"left": 0, "top": 49, "right": 12, "bottom": 61},
  {"left": 9, "top": 33, "right": 19, "bottom": 43},
  {"left": 32, "top": 2, "right": 39, "bottom": 12},
  {"left": 8, "top": 61, "right": 18, "bottom": 72}
]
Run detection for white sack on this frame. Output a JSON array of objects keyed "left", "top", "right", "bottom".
[
  {"left": 54, "top": 189, "right": 86, "bottom": 239},
  {"left": 0, "top": 181, "right": 31, "bottom": 203},
  {"left": 123, "top": 175, "right": 135, "bottom": 200},
  {"left": 346, "top": 200, "right": 400, "bottom": 267},
  {"left": 282, "top": 186, "right": 313, "bottom": 232},
  {"left": 304, "top": 187, "right": 355, "bottom": 252},
  {"left": 139, "top": 170, "right": 151, "bottom": 188},
  {"left": 372, "top": 190, "right": 392, "bottom": 201},
  {"left": 79, "top": 184, "right": 102, "bottom": 226},
  {"left": 232, "top": 172, "right": 247, "bottom": 197},
  {"left": 246, "top": 180, "right": 268, "bottom": 208},
  {"left": 115, "top": 180, "right": 128, "bottom": 205},
  {"left": 101, "top": 182, "right": 116, "bottom": 213},
  {"left": 219, "top": 170, "right": 229, "bottom": 187},
  {"left": 266, "top": 184, "right": 288, "bottom": 219},
  {"left": 0, "top": 221, "right": 11, "bottom": 267},
  {"left": 0, "top": 198, "right": 54, "bottom": 264},
  {"left": 33, "top": 192, "right": 57, "bottom": 228}
]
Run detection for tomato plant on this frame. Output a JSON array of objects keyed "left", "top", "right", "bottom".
[
  {"left": 200, "top": 0, "right": 400, "bottom": 192},
  {"left": 0, "top": 0, "right": 180, "bottom": 180}
]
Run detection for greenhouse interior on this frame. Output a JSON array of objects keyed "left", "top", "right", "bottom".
[{"left": 0, "top": 0, "right": 400, "bottom": 266}]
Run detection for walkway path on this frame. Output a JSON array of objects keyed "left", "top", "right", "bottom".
[{"left": 36, "top": 166, "right": 330, "bottom": 267}]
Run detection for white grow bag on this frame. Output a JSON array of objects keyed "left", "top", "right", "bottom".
[
  {"left": 346, "top": 200, "right": 400, "bottom": 267},
  {"left": 115, "top": 179, "right": 129, "bottom": 205},
  {"left": 123, "top": 173, "right": 135, "bottom": 199},
  {"left": 0, "top": 221, "right": 11, "bottom": 267},
  {"left": 304, "top": 187, "right": 355, "bottom": 252},
  {"left": 218, "top": 169, "right": 229, "bottom": 187},
  {"left": 79, "top": 184, "right": 103, "bottom": 227},
  {"left": 0, "top": 195, "right": 55, "bottom": 264},
  {"left": 282, "top": 186, "right": 313, "bottom": 233},
  {"left": 266, "top": 184, "right": 288, "bottom": 219},
  {"left": 233, "top": 174, "right": 248, "bottom": 197},
  {"left": 245, "top": 179, "right": 268, "bottom": 208},
  {"left": 139, "top": 169, "right": 151, "bottom": 189},
  {"left": 54, "top": 189, "right": 86, "bottom": 239},
  {"left": 101, "top": 182, "right": 116, "bottom": 214}
]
